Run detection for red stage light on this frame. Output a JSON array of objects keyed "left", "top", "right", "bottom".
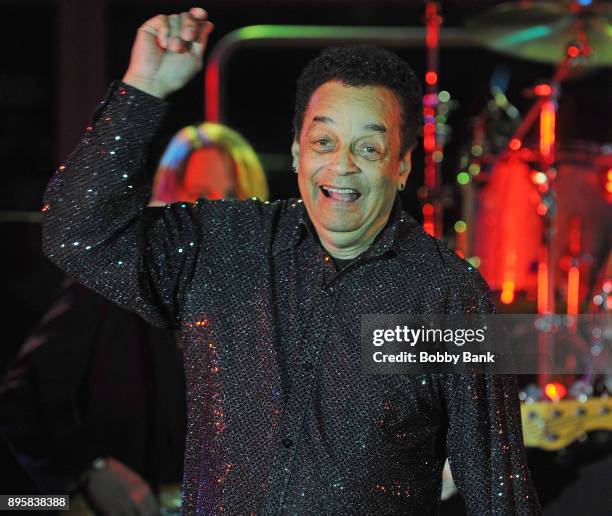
[
  {"left": 537, "top": 262, "right": 548, "bottom": 315},
  {"left": 425, "top": 71, "right": 438, "bottom": 85},
  {"left": 205, "top": 60, "right": 221, "bottom": 122},
  {"left": 539, "top": 100, "right": 556, "bottom": 159},
  {"left": 509, "top": 138, "right": 522, "bottom": 151},
  {"left": 534, "top": 84, "right": 552, "bottom": 97},
  {"left": 567, "top": 266, "right": 580, "bottom": 315},
  {"left": 500, "top": 281, "right": 515, "bottom": 304},
  {"left": 544, "top": 382, "right": 567, "bottom": 401}
]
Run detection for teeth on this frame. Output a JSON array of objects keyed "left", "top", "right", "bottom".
[
  {"left": 320, "top": 185, "right": 362, "bottom": 202},
  {"left": 322, "top": 186, "right": 359, "bottom": 194}
]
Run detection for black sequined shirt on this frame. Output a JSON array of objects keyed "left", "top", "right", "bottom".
[{"left": 42, "top": 82, "right": 540, "bottom": 515}]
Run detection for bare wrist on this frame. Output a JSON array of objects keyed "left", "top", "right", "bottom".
[{"left": 122, "top": 73, "right": 168, "bottom": 99}]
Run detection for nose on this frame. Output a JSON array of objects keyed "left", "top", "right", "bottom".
[{"left": 329, "top": 145, "right": 358, "bottom": 175}]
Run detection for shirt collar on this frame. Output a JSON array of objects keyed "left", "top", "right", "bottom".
[{"left": 272, "top": 195, "right": 407, "bottom": 259}]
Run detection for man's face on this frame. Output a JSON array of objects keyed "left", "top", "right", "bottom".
[{"left": 294, "top": 80, "right": 410, "bottom": 248}]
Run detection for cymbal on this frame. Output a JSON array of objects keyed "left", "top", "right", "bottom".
[{"left": 465, "top": 1, "right": 612, "bottom": 67}]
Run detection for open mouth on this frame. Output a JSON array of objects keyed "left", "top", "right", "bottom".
[{"left": 319, "top": 185, "right": 362, "bottom": 202}]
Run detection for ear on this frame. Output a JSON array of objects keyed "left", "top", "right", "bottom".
[
  {"left": 291, "top": 138, "right": 300, "bottom": 169},
  {"left": 399, "top": 151, "right": 412, "bottom": 179}
]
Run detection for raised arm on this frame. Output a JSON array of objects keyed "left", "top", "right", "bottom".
[{"left": 42, "top": 8, "right": 215, "bottom": 328}]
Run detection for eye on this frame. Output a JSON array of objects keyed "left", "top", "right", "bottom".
[
  {"left": 358, "top": 143, "right": 382, "bottom": 159},
  {"left": 312, "top": 138, "right": 335, "bottom": 152}
]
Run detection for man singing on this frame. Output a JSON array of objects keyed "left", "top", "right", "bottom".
[{"left": 42, "top": 7, "right": 540, "bottom": 515}]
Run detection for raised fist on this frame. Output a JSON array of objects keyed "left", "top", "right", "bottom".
[{"left": 122, "top": 7, "right": 214, "bottom": 99}]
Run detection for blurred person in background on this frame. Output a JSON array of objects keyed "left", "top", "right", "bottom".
[
  {"left": 150, "top": 122, "right": 268, "bottom": 206},
  {"left": 0, "top": 122, "right": 268, "bottom": 516}
]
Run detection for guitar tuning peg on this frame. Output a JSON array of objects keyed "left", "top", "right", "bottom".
[
  {"left": 569, "top": 380, "right": 593, "bottom": 402},
  {"left": 519, "top": 383, "right": 542, "bottom": 403}
]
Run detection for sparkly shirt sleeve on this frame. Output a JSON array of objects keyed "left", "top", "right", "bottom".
[
  {"left": 41, "top": 82, "right": 273, "bottom": 329},
  {"left": 441, "top": 271, "right": 541, "bottom": 515}
]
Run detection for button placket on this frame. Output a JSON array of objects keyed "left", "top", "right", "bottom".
[{"left": 261, "top": 285, "right": 338, "bottom": 513}]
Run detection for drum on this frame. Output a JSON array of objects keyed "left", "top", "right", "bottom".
[
  {"left": 465, "top": 141, "right": 612, "bottom": 306},
  {"left": 553, "top": 142, "right": 612, "bottom": 304},
  {"left": 466, "top": 149, "right": 542, "bottom": 299}
]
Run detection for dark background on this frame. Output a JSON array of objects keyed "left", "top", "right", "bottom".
[{"left": 0, "top": 2, "right": 610, "bottom": 511}]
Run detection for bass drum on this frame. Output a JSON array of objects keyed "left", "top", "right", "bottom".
[
  {"left": 467, "top": 150, "right": 542, "bottom": 299},
  {"left": 467, "top": 141, "right": 612, "bottom": 306}
]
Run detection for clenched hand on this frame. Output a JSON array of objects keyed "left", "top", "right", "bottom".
[{"left": 123, "top": 7, "right": 214, "bottom": 99}]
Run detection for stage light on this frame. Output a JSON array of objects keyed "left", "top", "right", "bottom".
[
  {"left": 468, "top": 163, "right": 480, "bottom": 175},
  {"left": 457, "top": 172, "right": 470, "bottom": 185},
  {"left": 544, "top": 382, "right": 567, "bottom": 401},
  {"left": 471, "top": 145, "right": 483, "bottom": 157},
  {"left": 540, "top": 100, "right": 556, "bottom": 159},
  {"left": 467, "top": 256, "right": 481, "bottom": 268},
  {"left": 537, "top": 262, "right": 548, "bottom": 314},
  {"left": 534, "top": 84, "right": 552, "bottom": 97},
  {"left": 606, "top": 169, "right": 612, "bottom": 196},
  {"left": 454, "top": 220, "right": 467, "bottom": 233},
  {"left": 422, "top": 203, "right": 435, "bottom": 237},
  {"left": 536, "top": 203, "right": 548, "bottom": 216},
  {"left": 438, "top": 90, "right": 450, "bottom": 102},
  {"left": 567, "top": 266, "right": 580, "bottom": 315},
  {"left": 509, "top": 138, "right": 522, "bottom": 150},
  {"left": 532, "top": 171, "right": 547, "bottom": 185},
  {"left": 500, "top": 281, "right": 515, "bottom": 304}
]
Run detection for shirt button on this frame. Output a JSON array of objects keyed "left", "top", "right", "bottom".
[
  {"left": 302, "top": 361, "right": 314, "bottom": 371},
  {"left": 282, "top": 438, "right": 293, "bottom": 448}
]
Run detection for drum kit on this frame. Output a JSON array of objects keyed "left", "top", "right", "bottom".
[
  {"left": 453, "top": 1, "right": 612, "bottom": 318},
  {"left": 434, "top": 1, "right": 612, "bottom": 402}
]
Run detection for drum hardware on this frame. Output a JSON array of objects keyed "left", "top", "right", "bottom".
[
  {"left": 465, "top": 1, "right": 612, "bottom": 68},
  {"left": 421, "top": 1, "right": 444, "bottom": 238},
  {"left": 458, "top": 1, "right": 612, "bottom": 393}
]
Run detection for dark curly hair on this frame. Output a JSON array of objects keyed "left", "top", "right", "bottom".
[{"left": 293, "top": 45, "right": 422, "bottom": 155}]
